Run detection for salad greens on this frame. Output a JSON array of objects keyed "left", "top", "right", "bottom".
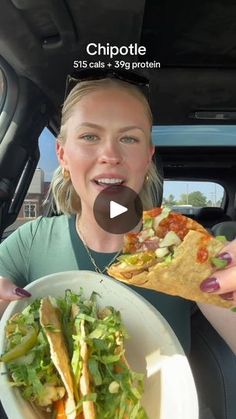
[
  {"left": 57, "top": 289, "right": 148, "bottom": 418},
  {"left": 211, "top": 257, "right": 228, "bottom": 269},
  {"left": 0, "top": 299, "right": 65, "bottom": 408},
  {"left": 0, "top": 290, "right": 148, "bottom": 418}
]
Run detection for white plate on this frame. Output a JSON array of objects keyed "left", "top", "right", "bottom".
[{"left": 0, "top": 271, "right": 199, "bottom": 419}]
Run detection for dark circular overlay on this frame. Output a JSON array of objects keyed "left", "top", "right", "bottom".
[{"left": 93, "top": 185, "right": 143, "bottom": 234}]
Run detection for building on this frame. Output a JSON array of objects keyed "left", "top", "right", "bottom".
[
  {"left": 17, "top": 168, "right": 47, "bottom": 219},
  {"left": 4, "top": 168, "right": 50, "bottom": 232}
]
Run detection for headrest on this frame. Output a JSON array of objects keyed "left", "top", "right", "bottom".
[
  {"left": 196, "top": 207, "right": 231, "bottom": 222},
  {"left": 154, "top": 153, "right": 164, "bottom": 180},
  {"left": 212, "top": 221, "right": 236, "bottom": 241}
]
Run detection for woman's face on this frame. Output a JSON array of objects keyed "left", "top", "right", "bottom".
[{"left": 57, "top": 86, "right": 155, "bottom": 213}]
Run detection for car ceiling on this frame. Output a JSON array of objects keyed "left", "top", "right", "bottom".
[{"left": 1, "top": 0, "right": 236, "bottom": 125}]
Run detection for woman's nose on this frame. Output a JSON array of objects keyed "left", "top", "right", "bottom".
[{"left": 97, "top": 141, "right": 123, "bottom": 165}]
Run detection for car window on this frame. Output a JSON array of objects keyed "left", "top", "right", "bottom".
[
  {"left": 152, "top": 125, "right": 236, "bottom": 146},
  {"left": 3, "top": 128, "right": 57, "bottom": 234},
  {"left": 163, "top": 180, "right": 225, "bottom": 211}
]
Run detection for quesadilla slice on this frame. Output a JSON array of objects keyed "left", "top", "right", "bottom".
[{"left": 108, "top": 207, "right": 233, "bottom": 309}]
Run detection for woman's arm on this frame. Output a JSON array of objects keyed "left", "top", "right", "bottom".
[
  {"left": 197, "top": 302, "right": 236, "bottom": 354},
  {"left": 199, "top": 239, "right": 236, "bottom": 354}
]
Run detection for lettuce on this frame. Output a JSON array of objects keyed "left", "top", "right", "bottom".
[
  {"left": 4, "top": 305, "right": 63, "bottom": 406},
  {"left": 3, "top": 289, "right": 148, "bottom": 417},
  {"left": 66, "top": 290, "right": 148, "bottom": 418},
  {"left": 211, "top": 257, "right": 228, "bottom": 269}
]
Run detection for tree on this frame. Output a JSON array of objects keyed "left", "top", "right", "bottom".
[
  {"left": 178, "top": 193, "right": 189, "bottom": 205},
  {"left": 163, "top": 194, "right": 177, "bottom": 207},
  {"left": 178, "top": 191, "right": 207, "bottom": 207}
]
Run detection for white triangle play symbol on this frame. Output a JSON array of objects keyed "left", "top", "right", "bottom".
[{"left": 110, "top": 201, "right": 128, "bottom": 219}]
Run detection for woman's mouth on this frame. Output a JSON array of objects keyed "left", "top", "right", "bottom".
[{"left": 92, "top": 178, "right": 125, "bottom": 190}]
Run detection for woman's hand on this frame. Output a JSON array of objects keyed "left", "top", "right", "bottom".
[
  {"left": 198, "top": 240, "right": 236, "bottom": 354},
  {"left": 0, "top": 276, "right": 31, "bottom": 317},
  {"left": 200, "top": 240, "right": 236, "bottom": 304}
]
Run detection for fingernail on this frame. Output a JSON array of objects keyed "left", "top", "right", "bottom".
[
  {"left": 200, "top": 277, "right": 220, "bottom": 293},
  {"left": 14, "top": 288, "right": 31, "bottom": 297},
  {"left": 220, "top": 292, "right": 234, "bottom": 301},
  {"left": 217, "top": 252, "right": 232, "bottom": 265}
]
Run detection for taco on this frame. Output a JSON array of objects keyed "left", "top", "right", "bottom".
[
  {"left": 0, "top": 290, "right": 148, "bottom": 418},
  {"left": 0, "top": 297, "right": 76, "bottom": 418},
  {"left": 107, "top": 207, "right": 233, "bottom": 309},
  {"left": 58, "top": 290, "right": 148, "bottom": 418}
]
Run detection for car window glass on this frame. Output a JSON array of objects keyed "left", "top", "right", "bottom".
[
  {"left": 3, "top": 128, "right": 57, "bottom": 234},
  {"left": 163, "top": 180, "right": 225, "bottom": 211},
  {"left": 153, "top": 125, "right": 236, "bottom": 146}
]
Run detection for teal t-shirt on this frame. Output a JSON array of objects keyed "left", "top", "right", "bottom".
[{"left": 0, "top": 215, "right": 192, "bottom": 354}]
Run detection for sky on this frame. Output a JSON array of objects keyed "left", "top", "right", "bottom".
[
  {"left": 38, "top": 126, "right": 228, "bottom": 204},
  {"left": 38, "top": 128, "right": 58, "bottom": 181}
]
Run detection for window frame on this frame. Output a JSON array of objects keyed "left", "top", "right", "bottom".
[{"left": 23, "top": 201, "right": 37, "bottom": 218}]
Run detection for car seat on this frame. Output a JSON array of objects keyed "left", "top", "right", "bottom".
[
  {"left": 212, "top": 221, "right": 236, "bottom": 241},
  {"left": 190, "top": 309, "right": 236, "bottom": 419},
  {"left": 194, "top": 207, "right": 231, "bottom": 229}
]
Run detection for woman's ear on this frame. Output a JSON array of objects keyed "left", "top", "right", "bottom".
[
  {"left": 56, "top": 139, "right": 67, "bottom": 168},
  {"left": 147, "top": 144, "right": 155, "bottom": 167},
  {"left": 150, "top": 144, "right": 155, "bottom": 160}
]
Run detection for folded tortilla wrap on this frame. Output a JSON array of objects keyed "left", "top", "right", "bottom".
[
  {"left": 108, "top": 208, "right": 233, "bottom": 309},
  {"left": 40, "top": 298, "right": 77, "bottom": 419},
  {"left": 0, "top": 297, "right": 77, "bottom": 418}
]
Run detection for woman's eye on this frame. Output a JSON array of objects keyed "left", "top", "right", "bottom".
[
  {"left": 80, "top": 134, "right": 98, "bottom": 142},
  {"left": 120, "top": 136, "right": 139, "bottom": 144}
]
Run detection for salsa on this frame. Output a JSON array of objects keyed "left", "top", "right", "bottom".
[
  {"left": 144, "top": 207, "right": 163, "bottom": 218},
  {"left": 123, "top": 232, "right": 139, "bottom": 253},
  {"left": 157, "top": 213, "right": 189, "bottom": 240},
  {"left": 197, "top": 247, "right": 209, "bottom": 263},
  {"left": 196, "top": 236, "right": 211, "bottom": 263}
]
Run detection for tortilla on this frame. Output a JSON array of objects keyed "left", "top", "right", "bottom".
[
  {"left": 39, "top": 298, "right": 77, "bottom": 419},
  {"left": 71, "top": 303, "right": 96, "bottom": 419},
  {"left": 2, "top": 293, "right": 147, "bottom": 418},
  {"left": 108, "top": 209, "right": 233, "bottom": 309},
  {"left": 79, "top": 320, "right": 96, "bottom": 419}
]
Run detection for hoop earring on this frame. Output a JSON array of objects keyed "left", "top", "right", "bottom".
[{"left": 62, "top": 167, "right": 70, "bottom": 180}]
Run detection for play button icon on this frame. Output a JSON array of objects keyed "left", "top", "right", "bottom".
[
  {"left": 110, "top": 201, "right": 128, "bottom": 219},
  {"left": 93, "top": 185, "right": 143, "bottom": 234}
]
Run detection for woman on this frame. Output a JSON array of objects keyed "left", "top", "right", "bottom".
[{"left": 0, "top": 71, "right": 236, "bottom": 355}]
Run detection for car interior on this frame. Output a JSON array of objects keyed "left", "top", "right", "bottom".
[{"left": 0, "top": 1, "right": 236, "bottom": 418}]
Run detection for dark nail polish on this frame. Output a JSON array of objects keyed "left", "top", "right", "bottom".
[
  {"left": 217, "top": 252, "right": 232, "bottom": 265},
  {"left": 14, "top": 288, "right": 31, "bottom": 297},
  {"left": 200, "top": 277, "right": 220, "bottom": 293},
  {"left": 220, "top": 292, "right": 234, "bottom": 301}
]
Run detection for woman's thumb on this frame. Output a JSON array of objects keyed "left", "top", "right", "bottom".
[{"left": 0, "top": 277, "right": 31, "bottom": 301}]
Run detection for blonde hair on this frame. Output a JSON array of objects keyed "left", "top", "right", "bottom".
[{"left": 50, "top": 78, "right": 163, "bottom": 214}]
